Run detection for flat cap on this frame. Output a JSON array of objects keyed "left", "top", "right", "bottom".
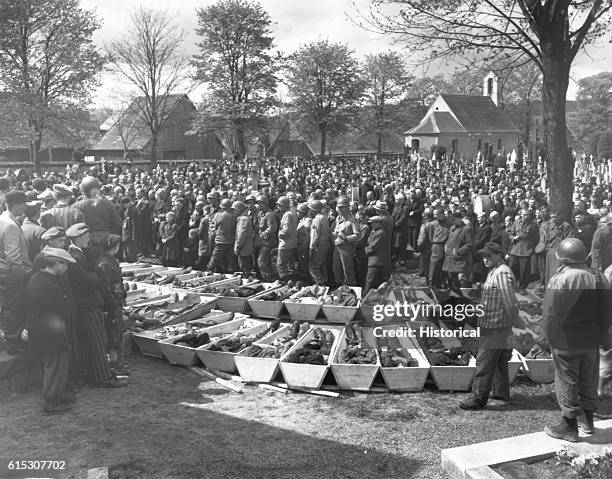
[
  {"left": 41, "top": 226, "right": 66, "bottom": 242},
  {"left": 65, "top": 222, "right": 89, "bottom": 238},
  {"left": 53, "top": 184, "right": 74, "bottom": 197},
  {"left": 42, "top": 247, "right": 75, "bottom": 264},
  {"left": 478, "top": 242, "right": 504, "bottom": 257},
  {"left": 37, "top": 189, "right": 54, "bottom": 202},
  {"left": 367, "top": 215, "right": 383, "bottom": 223},
  {"left": 373, "top": 200, "right": 388, "bottom": 211}
]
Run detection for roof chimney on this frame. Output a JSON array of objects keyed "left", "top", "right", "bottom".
[{"left": 483, "top": 71, "right": 499, "bottom": 106}]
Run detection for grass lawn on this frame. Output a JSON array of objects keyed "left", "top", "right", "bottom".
[{"left": 4, "top": 352, "right": 609, "bottom": 479}]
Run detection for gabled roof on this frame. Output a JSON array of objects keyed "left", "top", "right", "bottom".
[
  {"left": 93, "top": 94, "right": 190, "bottom": 151},
  {"left": 440, "top": 95, "right": 519, "bottom": 133},
  {"left": 408, "top": 112, "right": 465, "bottom": 135}
]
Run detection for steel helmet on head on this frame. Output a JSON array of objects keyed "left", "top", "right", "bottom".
[
  {"left": 308, "top": 199, "right": 323, "bottom": 212},
  {"left": 336, "top": 196, "right": 350, "bottom": 208},
  {"left": 555, "top": 238, "right": 587, "bottom": 264},
  {"left": 276, "top": 196, "right": 290, "bottom": 208},
  {"left": 297, "top": 202, "right": 309, "bottom": 214},
  {"left": 220, "top": 198, "right": 232, "bottom": 209},
  {"left": 231, "top": 200, "right": 246, "bottom": 212}
]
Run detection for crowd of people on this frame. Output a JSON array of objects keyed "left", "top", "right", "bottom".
[{"left": 1, "top": 153, "right": 612, "bottom": 414}]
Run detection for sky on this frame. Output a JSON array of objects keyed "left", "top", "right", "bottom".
[{"left": 82, "top": 0, "right": 612, "bottom": 107}]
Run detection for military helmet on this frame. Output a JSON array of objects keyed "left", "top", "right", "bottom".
[{"left": 555, "top": 238, "right": 587, "bottom": 264}]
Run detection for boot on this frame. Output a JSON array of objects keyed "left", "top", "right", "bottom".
[
  {"left": 578, "top": 411, "right": 595, "bottom": 435},
  {"left": 459, "top": 396, "right": 486, "bottom": 410},
  {"left": 544, "top": 416, "right": 579, "bottom": 442}
]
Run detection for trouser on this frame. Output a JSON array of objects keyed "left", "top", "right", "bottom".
[
  {"left": 105, "top": 306, "right": 125, "bottom": 353},
  {"left": 41, "top": 351, "right": 70, "bottom": 406},
  {"left": 309, "top": 243, "right": 330, "bottom": 285},
  {"left": 122, "top": 239, "right": 138, "bottom": 262},
  {"left": 407, "top": 226, "right": 419, "bottom": 251},
  {"left": 552, "top": 348, "right": 599, "bottom": 418},
  {"left": 197, "top": 254, "right": 210, "bottom": 271},
  {"left": 80, "top": 309, "right": 112, "bottom": 384},
  {"left": 536, "top": 252, "right": 547, "bottom": 286},
  {"left": 364, "top": 266, "right": 385, "bottom": 297},
  {"left": 429, "top": 247, "right": 445, "bottom": 288},
  {"left": 208, "top": 243, "right": 234, "bottom": 273},
  {"left": 277, "top": 248, "right": 296, "bottom": 282},
  {"left": 471, "top": 327, "right": 512, "bottom": 403},
  {"left": 509, "top": 255, "right": 531, "bottom": 290},
  {"left": 600, "top": 348, "right": 612, "bottom": 395},
  {"left": 238, "top": 255, "right": 254, "bottom": 276},
  {"left": 257, "top": 245, "right": 274, "bottom": 282},
  {"left": 333, "top": 243, "right": 357, "bottom": 286},
  {"left": 0, "top": 275, "right": 27, "bottom": 349},
  {"left": 545, "top": 249, "right": 561, "bottom": 286},
  {"left": 296, "top": 247, "right": 310, "bottom": 283},
  {"left": 419, "top": 248, "right": 431, "bottom": 284},
  {"left": 355, "top": 252, "right": 367, "bottom": 288}
]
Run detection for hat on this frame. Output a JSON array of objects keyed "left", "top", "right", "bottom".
[
  {"left": 42, "top": 226, "right": 65, "bottom": 242},
  {"left": 373, "top": 201, "right": 388, "bottom": 211},
  {"left": 65, "top": 222, "right": 89, "bottom": 238},
  {"left": 36, "top": 189, "right": 53, "bottom": 202},
  {"left": 368, "top": 216, "right": 383, "bottom": 223},
  {"left": 53, "top": 184, "right": 73, "bottom": 198},
  {"left": 478, "top": 242, "right": 504, "bottom": 257},
  {"left": 4, "top": 190, "right": 27, "bottom": 207},
  {"left": 42, "top": 247, "right": 75, "bottom": 264}
]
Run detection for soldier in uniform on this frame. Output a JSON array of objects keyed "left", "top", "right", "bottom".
[
  {"left": 254, "top": 195, "right": 277, "bottom": 281},
  {"left": 277, "top": 196, "right": 297, "bottom": 282},
  {"left": 40, "top": 184, "right": 84, "bottom": 230},
  {"left": 332, "top": 196, "right": 360, "bottom": 286},
  {"left": 208, "top": 198, "right": 236, "bottom": 273},
  {"left": 590, "top": 213, "right": 612, "bottom": 274},
  {"left": 296, "top": 202, "right": 312, "bottom": 283},
  {"left": 443, "top": 212, "right": 474, "bottom": 291},
  {"left": 542, "top": 209, "right": 575, "bottom": 286},
  {"left": 355, "top": 207, "right": 371, "bottom": 288},
  {"left": 507, "top": 208, "right": 539, "bottom": 293},
  {"left": 309, "top": 199, "right": 331, "bottom": 285},
  {"left": 372, "top": 200, "right": 393, "bottom": 278},
  {"left": 233, "top": 201, "right": 254, "bottom": 276}
]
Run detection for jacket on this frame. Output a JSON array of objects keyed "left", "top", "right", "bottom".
[
  {"left": 21, "top": 218, "right": 46, "bottom": 262},
  {"left": 443, "top": 224, "right": 474, "bottom": 273},
  {"left": 297, "top": 216, "right": 312, "bottom": 250},
  {"left": 26, "top": 270, "right": 70, "bottom": 355},
  {"left": 198, "top": 215, "right": 210, "bottom": 257},
  {"left": 214, "top": 210, "right": 237, "bottom": 245},
  {"left": 310, "top": 213, "right": 330, "bottom": 250},
  {"left": 507, "top": 218, "right": 539, "bottom": 257},
  {"left": 235, "top": 214, "right": 255, "bottom": 256},
  {"left": 366, "top": 228, "right": 388, "bottom": 267},
  {"left": 67, "top": 245, "right": 104, "bottom": 313},
  {"left": 96, "top": 252, "right": 126, "bottom": 313},
  {"left": 75, "top": 195, "right": 122, "bottom": 235},
  {"left": 278, "top": 209, "right": 298, "bottom": 250},
  {"left": 591, "top": 226, "right": 612, "bottom": 272},
  {"left": 543, "top": 265, "right": 611, "bottom": 349},
  {"left": 255, "top": 209, "right": 277, "bottom": 246},
  {"left": 0, "top": 211, "right": 32, "bottom": 282},
  {"left": 333, "top": 215, "right": 360, "bottom": 246},
  {"left": 40, "top": 202, "right": 84, "bottom": 230}
]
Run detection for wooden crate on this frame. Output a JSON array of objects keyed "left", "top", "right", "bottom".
[
  {"left": 330, "top": 328, "right": 380, "bottom": 391},
  {"left": 523, "top": 356, "right": 555, "bottom": 383},
  {"left": 195, "top": 319, "right": 269, "bottom": 373},
  {"left": 364, "top": 327, "right": 430, "bottom": 392},
  {"left": 279, "top": 326, "right": 341, "bottom": 389},
  {"left": 132, "top": 330, "right": 165, "bottom": 358},
  {"left": 162, "top": 297, "right": 218, "bottom": 326},
  {"left": 321, "top": 287, "right": 361, "bottom": 324},
  {"left": 234, "top": 326, "right": 294, "bottom": 383},
  {"left": 247, "top": 299, "right": 285, "bottom": 319}
]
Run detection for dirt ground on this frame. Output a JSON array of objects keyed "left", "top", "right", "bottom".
[{"left": 4, "top": 352, "right": 611, "bottom": 479}]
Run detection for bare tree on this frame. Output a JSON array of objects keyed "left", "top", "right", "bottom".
[
  {"left": 356, "top": 0, "right": 612, "bottom": 219},
  {"left": 107, "top": 7, "right": 189, "bottom": 166}
]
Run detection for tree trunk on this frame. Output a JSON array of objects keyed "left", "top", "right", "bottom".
[
  {"left": 236, "top": 123, "right": 246, "bottom": 159},
  {"left": 377, "top": 132, "right": 382, "bottom": 156},
  {"left": 29, "top": 138, "right": 40, "bottom": 173},
  {"left": 319, "top": 127, "right": 327, "bottom": 159},
  {"left": 541, "top": 50, "right": 572, "bottom": 222},
  {"left": 150, "top": 131, "right": 158, "bottom": 167}
]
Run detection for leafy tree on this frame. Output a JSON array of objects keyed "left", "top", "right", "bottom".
[
  {"left": 0, "top": 0, "right": 105, "bottom": 171},
  {"left": 597, "top": 128, "right": 612, "bottom": 159},
  {"left": 107, "top": 7, "right": 189, "bottom": 166},
  {"left": 193, "top": 0, "right": 279, "bottom": 159},
  {"left": 573, "top": 72, "right": 612, "bottom": 148},
  {"left": 357, "top": 0, "right": 612, "bottom": 219},
  {"left": 363, "top": 51, "right": 413, "bottom": 154},
  {"left": 286, "top": 40, "right": 366, "bottom": 158}
]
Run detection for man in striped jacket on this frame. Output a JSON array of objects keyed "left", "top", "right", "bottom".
[{"left": 460, "top": 242, "right": 518, "bottom": 410}]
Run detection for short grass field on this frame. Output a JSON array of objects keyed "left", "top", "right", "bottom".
[{"left": 3, "top": 352, "right": 611, "bottom": 479}]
